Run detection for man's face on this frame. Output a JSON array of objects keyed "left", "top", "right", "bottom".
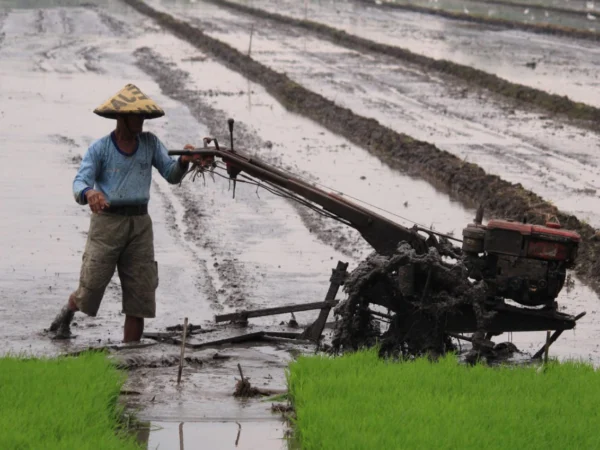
[{"left": 120, "top": 115, "right": 145, "bottom": 135}]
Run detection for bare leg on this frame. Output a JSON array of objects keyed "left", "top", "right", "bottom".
[{"left": 123, "top": 315, "right": 144, "bottom": 343}]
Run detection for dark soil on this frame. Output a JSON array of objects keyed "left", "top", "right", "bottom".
[
  {"left": 123, "top": 0, "right": 600, "bottom": 299},
  {"left": 234, "top": 378, "right": 261, "bottom": 397},
  {"left": 205, "top": 0, "right": 600, "bottom": 130}
]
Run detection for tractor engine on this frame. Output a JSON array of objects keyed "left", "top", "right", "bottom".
[{"left": 462, "top": 219, "right": 580, "bottom": 307}]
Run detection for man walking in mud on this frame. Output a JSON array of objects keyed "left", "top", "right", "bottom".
[{"left": 49, "top": 84, "right": 208, "bottom": 342}]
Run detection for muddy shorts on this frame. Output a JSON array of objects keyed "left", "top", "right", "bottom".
[{"left": 72, "top": 211, "right": 158, "bottom": 318}]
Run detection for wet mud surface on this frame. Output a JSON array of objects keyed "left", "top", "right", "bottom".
[
  {"left": 222, "top": 0, "right": 600, "bottom": 108},
  {"left": 0, "top": 1, "right": 471, "bottom": 443},
  {"left": 153, "top": 0, "right": 600, "bottom": 229},
  {"left": 474, "top": 0, "right": 596, "bottom": 13},
  {"left": 123, "top": 0, "right": 600, "bottom": 301},
  {"left": 452, "top": 0, "right": 597, "bottom": 16},
  {"left": 3, "top": 0, "right": 600, "bottom": 447},
  {"left": 363, "top": 0, "right": 600, "bottom": 39},
  {"left": 200, "top": 0, "right": 600, "bottom": 127}
]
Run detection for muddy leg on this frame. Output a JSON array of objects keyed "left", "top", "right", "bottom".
[
  {"left": 49, "top": 293, "right": 78, "bottom": 337},
  {"left": 123, "top": 316, "right": 144, "bottom": 343}
]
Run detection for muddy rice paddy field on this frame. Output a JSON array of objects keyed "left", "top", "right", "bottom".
[{"left": 1, "top": 0, "right": 600, "bottom": 447}]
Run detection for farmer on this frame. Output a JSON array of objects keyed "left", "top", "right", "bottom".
[{"left": 49, "top": 84, "right": 209, "bottom": 342}]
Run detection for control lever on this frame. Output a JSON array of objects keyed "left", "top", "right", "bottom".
[
  {"left": 228, "top": 118, "right": 235, "bottom": 153},
  {"left": 203, "top": 137, "right": 220, "bottom": 150},
  {"left": 225, "top": 118, "right": 241, "bottom": 199}
]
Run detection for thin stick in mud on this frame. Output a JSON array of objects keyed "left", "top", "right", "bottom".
[
  {"left": 177, "top": 317, "right": 189, "bottom": 385},
  {"left": 235, "top": 421, "right": 242, "bottom": 446},
  {"left": 544, "top": 330, "right": 551, "bottom": 364},
  {"left": 179, "top": 422, "right": 184, "bottom": 450},
  {"left": 532, "top": 312, "right": 586, "bottom": 359},
  {"left": 247, "top": 24, "right": 253, "bottom": 56}
]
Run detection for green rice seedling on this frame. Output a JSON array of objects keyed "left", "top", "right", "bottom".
[
  {"left": 287, "top": 350, "right": 600, "bottom": 450},
  {"left": 0, "top": 351, "right": 141, "bottom": 450}
]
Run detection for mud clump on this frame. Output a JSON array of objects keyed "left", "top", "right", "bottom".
[
  {"left": 48, "top": 305, "right": 75, "bottom": 339},
  {"left": 233, "top": 377, "right": 261, "bottom": 397},
  {"left": 271, "top": 403, "right": 294, "bottom": 413},
  {"left": 118, "top": 354, "right": 206, "bottom": 369}
]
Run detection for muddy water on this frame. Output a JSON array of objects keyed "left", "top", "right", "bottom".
[
  {"left": 0, "top": 4, "right": 309, "bottom": 445},
  {"left": 142, "top": 420, "right": 289, "bottom": 450},
  {"left": 0, "top": 5, "right": 221, "bottom": 354},
  {"left": 145, "top": 0, "right": 600, "bottom": 231},
  {"left": 130, "top": 30, "right": 480, "bottom": 331},
  {"left": 0, "top": 1, "right": 464, "bottom": 445},
  {"left": 220, "top": 0, "right": 600, "bottom": 107},
  {"left": 2, "top": 6, "right": 600, "bottom": 450}
]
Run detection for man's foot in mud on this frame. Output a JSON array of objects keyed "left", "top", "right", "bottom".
[
  {"left": 53, "top": 320, "right": 74, "bottom": 340},
  {"left": 48, "top": 305, "right": 75, "bottom": 334}
]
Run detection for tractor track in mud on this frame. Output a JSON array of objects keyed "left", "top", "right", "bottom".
[
  {"left": 135, "top": 47, "right": 363, "bottom": 260},
  {"left": 149, "top": 180, "right": 222, "bottom": 309},
  {"left": 356, "top": 0, "right": 600, "bottom": 41},
  {"left": 0, "top": 12, "right": 6, "bottom": 47},
  {"left": 82, "top": 3, "right": 133, "bottom": 36},
  {"left": 35, "top": 10, "right": 45, "bottom": 34},
  {"left": 124, "top": 0, "right": 600, "bottom": 297},
  {"left": 200, "top": 0, "right": 600, "bottom": 131}
]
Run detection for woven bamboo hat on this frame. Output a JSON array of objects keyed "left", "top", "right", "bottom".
[{"left": 93, "top": 84, "right": 165, "bottom": 119}]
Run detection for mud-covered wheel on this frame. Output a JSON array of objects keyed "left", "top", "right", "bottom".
[{"left": 332, "top": 242, "right": 489, "bottom": 358}]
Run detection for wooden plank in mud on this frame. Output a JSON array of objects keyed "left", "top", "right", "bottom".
[
  {"left": 185, "top": 331, "right": 267, "bottom": 349},
  {"left": 302, "top": 261, "right": 348, "bottom": 342},
  {"left": 263, "top": 331, "right": 304, "bottom": 339},
  {"left": 532, "top": 311, "right": 586, "bottom": 359},
  {"left": 214, "top": 301, "right": 338, "bottom": 323}
]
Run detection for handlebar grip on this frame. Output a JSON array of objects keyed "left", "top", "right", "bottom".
[{"left": 168, "top": 150, "right": 216, "bottom": 156}]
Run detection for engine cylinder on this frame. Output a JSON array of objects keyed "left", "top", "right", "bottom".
[{"left": 462, "top": 224, "right": 486, "bottom": 254}]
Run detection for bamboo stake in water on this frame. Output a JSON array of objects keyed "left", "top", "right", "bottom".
[
  {"left": 179, "top": 422, "right": 184, "bottom": 450},
  {"left": 544, "top": 330, "right": 551, "bottom": 364},
  {"left": 248, "top": 24, "right": 254, "bottom": 56},
  {"left": 177, "top": 317, "right": 189, "bottom": 385}
]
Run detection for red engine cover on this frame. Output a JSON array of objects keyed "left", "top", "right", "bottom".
[
  {"left": 485, "top": 219, "right": 580, "bottom": 262},
  {"left": 486, "top": 220, "right": 581, "bottom": 242}
]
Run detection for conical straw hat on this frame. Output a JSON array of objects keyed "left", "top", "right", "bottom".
[{"left": 93, "top": 84, "right": 165, "bottom": 119}]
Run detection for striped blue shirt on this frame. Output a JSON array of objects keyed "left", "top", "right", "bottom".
[{"left": 73, "top": 131, "right": 188, "bottom": 206}]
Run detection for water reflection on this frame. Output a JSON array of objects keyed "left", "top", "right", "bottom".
[{"left": 135, "top": 420, "right": 291, "bottom": 450}]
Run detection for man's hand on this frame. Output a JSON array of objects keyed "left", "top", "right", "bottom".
[
  {"left": 85, "top": 189, "right": 109, "bottom": 213},
  {"left": 181, "top": 144, "right": 214, "bottom": 167}
]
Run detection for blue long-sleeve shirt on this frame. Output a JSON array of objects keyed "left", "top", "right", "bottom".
[{"left": 73, "top": 131, "right": 188, "bottom": 206}]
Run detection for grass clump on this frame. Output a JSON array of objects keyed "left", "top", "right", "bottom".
[
  {"left": 0, "top": 352, "right": 141, "bottom": 450},
  {"left": 288, "top": 350, "right": 600, "bottom": 449}
]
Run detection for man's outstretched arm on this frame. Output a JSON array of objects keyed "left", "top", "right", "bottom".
[{"left": 152, "top": 135, "right": 190, "bottom": 184}]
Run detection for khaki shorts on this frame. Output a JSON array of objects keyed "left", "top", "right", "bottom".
[{"left": 72, "top": 212, "right": 158, "bottom": 318}]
